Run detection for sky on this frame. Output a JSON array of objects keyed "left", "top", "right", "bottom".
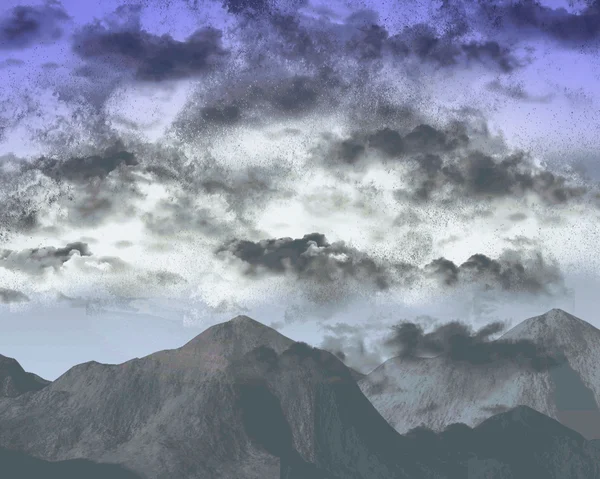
[{"left": 1, "top": 0, "right": 600, "bottom": 379}]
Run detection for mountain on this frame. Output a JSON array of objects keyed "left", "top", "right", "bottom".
[
  {"left": 2, "top": 312, "right": 600, "bottom": 478},
  {"left": 359, "top": 308, "right": 600, "bottom": 440},
  {"left": 0, "top": 315, "right": 450, "bottom": 479},
  {"left": 406, "top": 405, "right": 600, "bottom": 478},
  {"left": 0, "top": 354, "right": 50, "bottom": 398}
]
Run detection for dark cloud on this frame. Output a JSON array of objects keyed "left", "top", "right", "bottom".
[
  {"left": 72, "top": 8, "right": 228, "bottom": 81},
  {"left": 0, "top": 58, "right": 25, "bottom": 69},
  {"left": 347, "top": 23, "right": 389, "bottom": 60},
  {"left": 482, "top": 0, "right": 600, "bottom": 47},
  {"left": 367, "top": 128, "right": 405, "bottom": 157},
  {"left": 384, "top": 319, "right": 560, "bottom": 371},
  {"left": 461, "top": 41, "right": 517, "bottom": 73},
  {"left": 426, "top": 258, "right": 459, "bottom": 286},
  {"left": 388, "top": 23, "right": 520, "bottom": 72},
  {"left": 223, "top": 0, "right": 272, "bottom": 16},
  {"left": 317, "top": 120, "right": 586, "bottom": 206},
  {"left": 320, "top": 122, "right": 469, "bottom": 173},
  {"left": 486, "top": 80, "right": 553, "bottom": 102},
  {"left": 37, "top": 144, "right": 138, "bottom": 183},
  {"left": 2, "top": 143, "right": 148, "bottom": 230},
  {"left": 0, "top": 288, "right": 29, "bottom": 304},
  {"left": 217, "top": 231, "right": 565, "bottom": 302},
  {"left": 174, "top": 68, "right": 344, "bottom": 139},
  {"left": 426, "top": 250, "right": 565, "bottom": 295},
  {"left": 413, "top": 147, "right": 584, "bottom": 205},
  {"left": 143, "top": 194, "right": 235, "bottom": 239},
  {"left": 138, "top": 270, "right": 187, "bottom": 287},
  {"left": 0, "top": 242, "right": 91, "bottom": 276},
  {"left": 144, "top": 153, "right": 293, "bottom": 223},
  {"left": 0, "top": 194, "right": 41, "bottom": 241},
  {"left": 403, "top": 123, "right": 469, "bottom": 154},
  {"left": 216, "top": 233, "right": 391, "bottom": 290},
  {"left": 0, "top": 2, "right": 69, "bottom": 50}
]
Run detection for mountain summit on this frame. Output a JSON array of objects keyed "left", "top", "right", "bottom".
[{"left": 360, "top": 308, "right": 600, "bottom": 440}]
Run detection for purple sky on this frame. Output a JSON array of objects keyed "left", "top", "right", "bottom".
[{"left": 1, "top": 0, "right": 600, "bottom": 379}]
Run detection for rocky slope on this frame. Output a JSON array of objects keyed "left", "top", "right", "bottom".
[{"left": 359, "top": 308, "right": 600, "bottom": 440}]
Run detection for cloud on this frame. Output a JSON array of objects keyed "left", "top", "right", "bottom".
[
  {"left": 143, "top": 193, "right": 236, "bottom": 239},
  {"left": 317, "top": 122, "right": 588, "bottom": 206},
  {"left": 480, "top": 0, "right": 600, "bottom": 47},
  {"left": 216, "top": 232, "right": 567, "bottom": 306},
  {"left": 389, "top": 23, "right": 520, "bottom": 72},
  {"left": 0, "top": 242, "right": 91, "bottom": 275},
  {"left": 319, "top": 323, "right": 384, "bottom": 374},
  {"left": 384, "top": 318, "right": 560, "bottom": 371},
  {"left": 216, "top": 233, "right": 393, "bottom": 291},
  {"left": 72, "top": 6, "right": 228, "bottom": 81},
  {"left": 0, "top": 1, "right": 69, "bottom": 50},
  {"left": 37, "top": 143, "right": 138, "bottom": 183},
  {"left": 425, "top": 250, "right": 565, "bottom": 295},
  {"left": 0, "top": 288, "right": 29, "bottom": 304},
  {"left": 222, "top": 0, "right": 274, "bottom": 16}
]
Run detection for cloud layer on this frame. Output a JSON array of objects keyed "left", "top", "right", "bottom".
[{"left": 0, "top": 0, "right": 597, "bottom": 333}]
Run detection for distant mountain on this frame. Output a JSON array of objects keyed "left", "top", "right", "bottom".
[
  {"left": 0, "top": 315, "right": 447, "bottom": 479},
  {"left": 407, "top": 405, "right": 600, "bottom": 478},
  {"left": 0, "top": 354, "right": 50, "bottom": 398},
  {"left": 359, "top": 308, "right": 600, "bottom": 440}
]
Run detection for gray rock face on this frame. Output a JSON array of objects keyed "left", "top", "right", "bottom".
[
  {"left": 360, "top": 309, "right": 600, "bottom": 440},
  {"left": 0, "top": 354, "right": 50, "bottom": 398}
]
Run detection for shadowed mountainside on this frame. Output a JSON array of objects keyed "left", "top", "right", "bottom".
[
  {"left": 0, "top": 354, "right": 50, "bottom": 398},
  {"left": 1, "top": 446, "right": 143, "bottom": 479}
]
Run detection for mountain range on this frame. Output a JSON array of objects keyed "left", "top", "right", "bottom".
[{"left": 0, "top": 309, "right": 599, "bottom": 478}]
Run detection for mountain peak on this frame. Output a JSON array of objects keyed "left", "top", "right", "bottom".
[
  {"left": 229, "top": 314, "right": 262, "bottom": 326},
  {"left": 475, "top": 405, "right": 584, "bottom": 442},
  {"left": 0, "top": 354, "right": 50, "bottom": 398},
  {"left": 179, "top": 315, "right": 294, "bottom": 363},
  {"left": 545, "top": 308, "right": 575, "bottom": 320},
  {"left": 502, "top": 308, "right": 598, "bottom": 343}
]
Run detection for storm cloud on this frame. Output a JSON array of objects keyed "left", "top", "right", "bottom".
[
  {"left": 0, "top": 0, "right": 595, "bottom": 326},
  {"left": 0, "top": 288, "right": 29, "bottom": 304},
  {"left": 0, "top": 242, "right": 91, "bottom": 275},
  {"left": 0, "top": 2, "right": 69, "bottom": 50},
  {"left": 389, "top": 23, "right": 520, "bottom": 72},
  {"left": 479, "top": 0, "right": 600, "bottom": 47},
  {"left": 72, "top": 7, "right": 228, "bottom": 81},
  {"left": 217, "top": 233, "right": 392, "bottom": 290},
  {"left": 425, "top": 250, "right": 566, "bottom": 295},
  {"left": 217, "top": 233, "right": 566, "bottom": 299},
  {"left": 384, "top": 319, "right": 560, "bottom": 371},
  {"left": 319, "top": 122, "right": 587, "bottom": 206},
  {"left": 37, "top": 144, "right": 138, "bottom": 183}
]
